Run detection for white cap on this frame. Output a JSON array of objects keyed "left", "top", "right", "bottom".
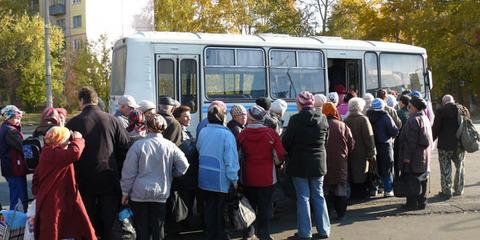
[
  {"left": 118, "top": 95, "right": 139, "bottom": 108},
  {"left": 327, "top": 92, "right": 339, "bottom": 106},
  {"left": 270, "top": 99, "right": 288, "bottom": 117},
  {"left": 138, "top": 100, "right": 156, "bottom": 113},
  {"left": 314, "top": 94, "right": 327, "bottom": 107}
]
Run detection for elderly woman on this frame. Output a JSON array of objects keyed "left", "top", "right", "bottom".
[
  {"left": 227, "top": 104, "right": 247, "bottom": 138},
  {"left": 0, "top": 105, "right": 28, "bottom": 210},
  {"left": 197, "top": 106, "right": 239, "bottom": 240},
  {"left": 269, "top": 99, "right": 288, "bottom": 135},
  {"left": 32, "top": 127, "right": 96, "bottom": 240},
  {"left": 33, "top": 108, "right": 61, "bottom": 137},
  {"left": 344, "top": 98, "right": 377, "bottom": 199},
  {"left": 283, "top": 91, "right": 330, "bottom": 239},
  {"left": 367, "top": 98, "right": 399, "bottom": 197},
  {"left": 121, "top": 114, "right": 189, "bottom": 240},
  {"left": 314, "top": 94, "right": 328, "bottom": 114},
  {"left": 237, "top": 105, "right": 285, "bottom": 240},
  {"left": 322, "top": 103, "right": 354, "bottom": 220},
  {"left": 363, "top": 93, "right": 375, "bottom": 114},
  {"left": 398, "top": 96, "right": 432, "bottom": 210}
]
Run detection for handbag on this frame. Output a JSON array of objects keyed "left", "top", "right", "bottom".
[
  {"left": 393, "top": 164, "right": 422, "bottom": 198},
  {"left": 170, "top": 191, "right": 188, "bottom": 223},
  {"left": 231, "top": 196, "right": 256, "bottom": 230}
]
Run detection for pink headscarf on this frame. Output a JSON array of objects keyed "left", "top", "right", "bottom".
[
  {"left": 208, "top": 100, "right": 227, "bottom": 113},
  {"left": 296, "top": 91, "right": 315, "bottom": 108}
]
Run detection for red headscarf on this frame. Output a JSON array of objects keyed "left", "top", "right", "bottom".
[{"left": 322, "top": 102, "right": 341, "bottom": 120}]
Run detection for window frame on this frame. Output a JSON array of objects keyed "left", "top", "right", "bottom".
[
  {"left": 364, "top": 51, "right": 380, "bottom": 93},
  {"left": 378, "top": 52, "right": 426, "bottom": 94},
  {"left": 111, "top": 46, "right": 127, "bottom": 96},
  {"left": 203, "top": 46, "right": 267, "bottom": 102},
  {"left": 268, "top": 48, "right": 326, "bottom": 100},
  {"left": 72, "top": 15, "right": 82, "bottom": 28}
]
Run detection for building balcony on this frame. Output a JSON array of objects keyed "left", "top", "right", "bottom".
[{"left": 49, "top": 4, "right": 65, "bottom": 16}]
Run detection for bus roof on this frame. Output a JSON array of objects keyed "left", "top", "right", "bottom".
[{"left": 116, "top": 31, "right": 427, "bottom": 54}]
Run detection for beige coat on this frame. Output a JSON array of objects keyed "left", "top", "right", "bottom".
[{"left": 344, "top": 112, "right": 377, "bottom": 183}]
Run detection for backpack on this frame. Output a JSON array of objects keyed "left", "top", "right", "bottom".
[
  {"left": 456, "top": 110, "right": 480, "bottom": 153},
  {"left": 22, "top": 135, "right": 44, "bottom": 171}
]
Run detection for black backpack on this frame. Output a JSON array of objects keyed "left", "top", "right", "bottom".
[{"left": 22, "top": 135, "right": 44, "bottom": 171}]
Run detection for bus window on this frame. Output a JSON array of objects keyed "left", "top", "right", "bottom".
[
  {"left": 380, "top": 53, "right": 424, "bottom": 94},
  {"left": 204, "top": 48, "right": 266, "bottom": 100},
  {"left": 111, "top": 47, "right": 127, "bottom": 95},
  {"left": 270, "top": 49, "right": 325, "bottom": 99},
  {"left": 365, "top": 52, "right": 379, "bottom": 94},
  {"left": 180, "top": 59, "right": 198, "bottom": 113},
  {"left": 158, "top": 59, "right": 175, "bottom": 98}
]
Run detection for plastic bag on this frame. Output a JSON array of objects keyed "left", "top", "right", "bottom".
[
  {"left": 0, "top": 200, "right": 26, "bottom": 240},
  {"left": 111, "top": 208, "right": 136, "bottom": 240},
  {"left": 230, "top": 197, "right": 256, "bottom": 230},
  {"left": 23, "top": 200, "right": 35, "bottom": 240}
]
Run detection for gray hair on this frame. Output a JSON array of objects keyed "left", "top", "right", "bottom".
[
  {"left": 348, "top": 97, "right": 366, "bottom": 113},
  {"left": 442, "top": 95, "right": 455, "bottom": 105}
]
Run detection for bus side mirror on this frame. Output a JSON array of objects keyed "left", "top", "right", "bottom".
[{"left": 426, "top": 69, "right": 433, "bottom": 90}]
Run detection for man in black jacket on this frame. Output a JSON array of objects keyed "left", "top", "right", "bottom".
[
  {"left": 158, "top": 96, "right": 183, "bottom": 146},
  {"left": 432, "top": 94, "right": 469, "bottom": 198},
  {"left": 66, "top": 87, "right": 130, "bottom": 239}
]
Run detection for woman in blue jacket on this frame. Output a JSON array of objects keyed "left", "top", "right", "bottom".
[{"left": 197, "top": 106, "right": 239, "bottom": 240}]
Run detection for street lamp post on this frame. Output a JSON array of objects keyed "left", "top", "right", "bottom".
[{"left": 44, "top": 0, "right": 53, "bottom": 108}]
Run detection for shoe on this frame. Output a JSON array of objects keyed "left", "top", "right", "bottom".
[
  {"left": 288, "top": 233, "right": 311, "bottom": 240},
  {"left": 259, "top": 236, "right": 275, "bottom": 240},
  {"left": 438, "top": 191, "right": 452, "bottom": 200},
  {"left": 384, "top": 191, "right": 394, "bottom": 198},
  {"left": 243, "top": 235, "right": 259, "bottom": 240},
  {"left": 369, "top": 189, "right": 377, "bottom": 197},
  {"left": 417, "top": 204, "right": 426, "bottom": 210},
  {"left": 399, "top": 204, "right": 417, "bottom": 211},
  {"left": 453, "top": 191, "right": 463, "bottom": 196},
  {"left": 312, "top": 233, "right": 329, "bottom": 239}
]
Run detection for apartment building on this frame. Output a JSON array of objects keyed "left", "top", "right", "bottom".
[{"left": 38, "top": 0, "right": 154, "bottom": 50}]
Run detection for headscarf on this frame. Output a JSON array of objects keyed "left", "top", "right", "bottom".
[
  {"left": 247, "top": 105, "right": 266, "bottom": 122},
  {"left": 40, "top": 107, "right": 60, "bottom": 126},
  {"left": 410, "top": 96, "right": 427, "bottom": 111},
  {"left": 208, "top": 100, "right": 227, "bottom": 113},
  {"left": 1, "top": 105, "right": 22, "bottom": 120},
  {"left": 322, "top": 102, "right": 341, "bottom": 120},
  {"left": 314, "top": 94, "right": 327, "bottom": 108},
  {"left": 270, "top": 99, "right": 288, "bottom": 117},
  {"left": 127, "top": 109, "right": 145, "bottom": 132},
  {"left": 56, "top": 108, "right": 68, "bottom": 118},
  {"left": 230, "top": 104, "right": 247, "bottom": 117},
  {"left": 44, "top": 126, "right": 71, "bottom": 147},
  {"left": 207, "top": 106, "right": 225, "bottom": 125},
  {"left": 296, "top": 91, "right": 315, "bottom": 108},
  {"left": 146, "top": 113, "right": 167, "bottom": 133},
  {"left": 327, "top": 92, "right": 339, "bottom": 106}
]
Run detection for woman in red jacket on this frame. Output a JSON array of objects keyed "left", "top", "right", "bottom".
[
  {"left": 237, "top": 105, "right": 285, "bottom": 240},
  {"left": 32, "top": 126, "right": 96, "bottom": 240}
]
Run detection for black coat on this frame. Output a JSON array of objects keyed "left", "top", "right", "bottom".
[
  {"left": 283, "top": 108, "right": 329, "bottom": 178},
  {"left": 432, "top": 103, "right": 460, "bottom": 151},
  {"left": 159, "top": 110, "right": 183, "bottom": 147},
  {"left": 66, "top": 105, "right": 130, "bottom": 195}
]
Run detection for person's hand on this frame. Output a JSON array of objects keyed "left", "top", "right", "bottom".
[
  {"left": 71, "top": 131, "right": 83, "bottom": 140},
  {"left": 233, "top": 182, "right": 238, "bottom": 190},
  {"left": 121, "top": 195, "right": 129, "bottom": 205}
]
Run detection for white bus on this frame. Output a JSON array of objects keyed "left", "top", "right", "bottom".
[{"left": 109, "top": 31, "right": 433, "bottom": 131}]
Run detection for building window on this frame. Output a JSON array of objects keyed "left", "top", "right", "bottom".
[
  {"left": 73, "top": 39, "right": 82, "bottom": 50},
  {"left": 73, "top": 0, "right": 81, "bottom": 4},
  {"left": 56, "top": 18, "right": 65, "bottom": 32},
  {"left": 73, "top": 15, "right": 82, "bottom": 28}
]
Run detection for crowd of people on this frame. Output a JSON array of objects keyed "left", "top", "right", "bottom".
[{"left": 0, "top": 85, "right": 472, "bottom": 240}]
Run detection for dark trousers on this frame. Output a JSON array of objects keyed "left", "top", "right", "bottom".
[
  {"left": 82, "top": 193, "right": 120, "bottom": 240},
  {"left": 406, "top": 176, "right": 428, "bottom": 209},
  {"left": 131, "top": 201, "right": 166, "bottom": 240},
  {"left": 204, "top": 190, "right": 229, "bottom": 240},
  {"left": 178, "top": 189, "right": 196, "bottom": 220},
  {"left": 326, "top": 194, "right": 347, "bottom": 219},
  {"left": 350, "top": 182, "right": 367, "bottom": 199},
  {"left": 243, "top": 186, "right": 274, "bottom": 240}
]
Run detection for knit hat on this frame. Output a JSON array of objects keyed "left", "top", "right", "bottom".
[
  {"left": 1, "top": 105, "right": 22, "bottom": 120},
  {"left": 371, "top": 98, "right": 385, "bottom": 111},
  {"left": 270, "top": 99, "right": 288, "bottom": 116},
  {"left": 127, "top": 109, "right": 145, "bottom": 132},
  {"left": 247, "top": 105, "right": 266, "bottom": 122},
  {"left": 158, "top": 96, "right": 176, "bottom": 106},
  {"left": 40, "top": 107, "right": 60, "bottom": 126},
  {"left": 208, "top": 100, "right": 227, "bottom": 113},
  {"left": 208, "top": 106, "right": 225, "bottom": 125},
  {"left": 409, "top": 96, "right": 427, "bottom": 111},
  {"left": 146, "top": 113, "right": 167, "bottom": 133},
  {"left": 138, "top": 100, "right": 156, "bottom": 113},
  {"left": 45, "top": 126, "right": 71, "bottom": 147},
  {"left": 327, "top": 92, "right": 339, "bottom": 105},
  {"left": 386, "top": 94, "right": 398, "bottom": 108},
  {"left": 296, "top": 91, "right": 315, "bottom": 108},
  {"left": 255, "top": 97, "right": 271, "bottom": 111},
  {"left": 230, "top": 104, "right": 247, "bottom": 117},
  {"left": 409, "top": 90, "right": 421, "bottom": 98},
  {"left": 322, "top": 102, "right": 341, "bottom": 120},
  {"left": 314, "top": 94, "right": 327, "bottom": 108},
  {"left": 363, "top": 93, "right": 374, "bottom": 102},
  {"left": 334, "top": 85, "right": 347, "bottom": 94}
]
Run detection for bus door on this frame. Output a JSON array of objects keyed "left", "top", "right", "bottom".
[
  {"left": 155, "top": 54, "right": 199, "bottom": 131},
  {"left": 327, "top": 58, "right": 362, "bottom": 94},
  {"left": 345, "top": 59, "right": 362, "bottom": 94}
]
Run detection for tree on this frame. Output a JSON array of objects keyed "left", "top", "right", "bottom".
[{"left": 0, "top": 11, "right": 64, "bottom": 110}]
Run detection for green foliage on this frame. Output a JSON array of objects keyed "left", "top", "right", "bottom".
[
  {"left": 64, "top": 34, "right": 111, "bottom": 110},
  {"left": 0, "top": 11, "right": 64, "bottom": 110}
]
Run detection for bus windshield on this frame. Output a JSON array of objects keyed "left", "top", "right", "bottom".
[{"left": 380, "top": 53, "right": 425, "bottom": 94}]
